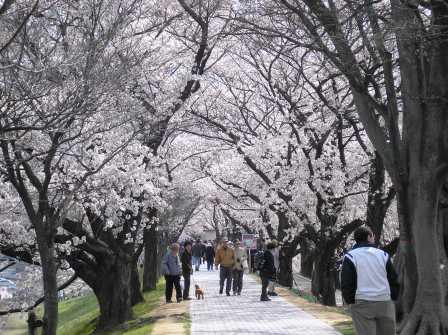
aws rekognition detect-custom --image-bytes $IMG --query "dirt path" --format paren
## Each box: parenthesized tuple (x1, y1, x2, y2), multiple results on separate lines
(150, 297, 190, 335)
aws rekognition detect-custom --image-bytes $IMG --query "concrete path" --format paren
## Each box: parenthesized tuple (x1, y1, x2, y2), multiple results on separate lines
(189, 265, 341, 335)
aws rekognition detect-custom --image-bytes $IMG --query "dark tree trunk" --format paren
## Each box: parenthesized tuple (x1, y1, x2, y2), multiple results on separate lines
(393, 188, 418, 323)
(130, 262, 144, 305)
(300, 250, 314, 278)
(366, 152, 395, 245)
(276, 211, 298, 287)
(278, 248, 294, 287)
(37, 239, 58, 335)
(94, 257, 134, 330)
(298, 237, 315, 278)
(398, 160, 448, 334)
(311, 242, 337, 306)
(143, 224, 158, 292)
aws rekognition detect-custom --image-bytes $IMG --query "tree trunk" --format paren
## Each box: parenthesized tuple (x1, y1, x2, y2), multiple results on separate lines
(366, 152, 395, 245)
(278, 247, 294, 287)
(299, 246, 314, 278)
(311, 243, 337, 306)
(399, 168, 448, 334)
(38, 240, 58, 335)
(143, 224, 158, 292)
(130, 262, 144, 305)
(276, 211, 297, 287)
(392, 188, 418, 323)
(94, 257, 134, 330)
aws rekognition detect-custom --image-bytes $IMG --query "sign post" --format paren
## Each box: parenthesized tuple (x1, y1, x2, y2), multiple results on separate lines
(242, 234, 256, 272)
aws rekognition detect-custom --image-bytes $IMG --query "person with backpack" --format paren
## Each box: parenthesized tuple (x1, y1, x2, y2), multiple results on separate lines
(214, 238, 235, 296)
(259, 241, 277, 301)
(180, 240, 193, 300)
(341, 226, 399, 335)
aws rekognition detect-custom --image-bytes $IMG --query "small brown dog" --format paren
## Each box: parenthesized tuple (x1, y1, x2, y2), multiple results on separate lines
(195, 284, 204, 300)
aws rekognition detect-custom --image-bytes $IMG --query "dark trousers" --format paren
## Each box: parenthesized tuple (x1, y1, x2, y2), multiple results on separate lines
(261, 275, 269, 298)
(206, 258, 214, 271)
(219, 266, 232, 293)
(165, 275, 182, 302)
(183, 273, 190, 299)
(233, 269, 244, 293)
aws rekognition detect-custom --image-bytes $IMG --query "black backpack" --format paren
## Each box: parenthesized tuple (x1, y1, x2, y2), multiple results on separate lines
(254, 250, 265, 271)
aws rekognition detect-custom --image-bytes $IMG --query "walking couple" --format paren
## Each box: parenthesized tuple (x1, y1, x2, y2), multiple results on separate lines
(162, 241, 195, 303)
(214, 239, 248, 296)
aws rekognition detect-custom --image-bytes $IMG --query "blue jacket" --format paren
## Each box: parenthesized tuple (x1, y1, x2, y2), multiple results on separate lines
(162, 252, 181, 276)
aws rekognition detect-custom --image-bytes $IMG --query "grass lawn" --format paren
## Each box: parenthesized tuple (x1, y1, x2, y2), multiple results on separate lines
(4, 279, 165, 335)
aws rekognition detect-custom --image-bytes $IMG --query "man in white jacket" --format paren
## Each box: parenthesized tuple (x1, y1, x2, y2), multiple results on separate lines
(341, 226, 399, 335)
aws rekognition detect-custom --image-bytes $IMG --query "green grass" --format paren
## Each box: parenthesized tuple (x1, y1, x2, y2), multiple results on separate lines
(290, 287, 318, 303)
(4, 280, 165, 335)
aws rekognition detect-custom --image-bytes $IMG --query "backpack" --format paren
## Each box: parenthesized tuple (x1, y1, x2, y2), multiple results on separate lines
(254, 250, 265, 271)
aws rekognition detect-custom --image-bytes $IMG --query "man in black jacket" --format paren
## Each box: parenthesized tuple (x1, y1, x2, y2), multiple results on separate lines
(181, 241, 193, 300)
(192, 240, 203, 271)
(341, 226, 399, 335)
(260, 241, 277, 301)
(205, 241, 215, 271)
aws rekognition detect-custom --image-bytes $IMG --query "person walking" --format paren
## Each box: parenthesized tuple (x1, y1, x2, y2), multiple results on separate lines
(162, 243, 183, 303)
(260, 241, 277, 301)
(214, 239, 235, 296)
(181, 241, 193, 300)
(192, 240, 203, 271)
(267, 239, 279, 296)
(205, 241, 215, 271)
(341, 226, 399, 335)
(232, 239, 248, 295)
(201, 240, 207, 264)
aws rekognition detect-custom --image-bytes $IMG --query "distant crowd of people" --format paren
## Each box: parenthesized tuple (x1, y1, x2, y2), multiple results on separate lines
(161, 237, 281, 302)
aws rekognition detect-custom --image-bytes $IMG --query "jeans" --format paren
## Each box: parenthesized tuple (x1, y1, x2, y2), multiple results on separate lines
(183, 273, 191, 299)
(219, 266, 233, 294)
(206, 258, 214, 271)
(261, 275, 269, 298)
(192, 256, 201, 270)
(233, 269, 244, 294)
(165, 275, 182, 302)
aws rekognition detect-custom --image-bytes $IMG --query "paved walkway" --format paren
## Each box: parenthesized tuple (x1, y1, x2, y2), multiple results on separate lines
(189, 266, 341, 335)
